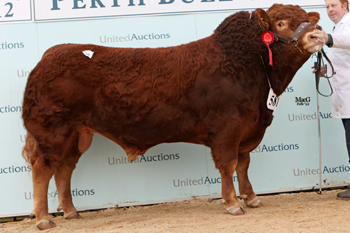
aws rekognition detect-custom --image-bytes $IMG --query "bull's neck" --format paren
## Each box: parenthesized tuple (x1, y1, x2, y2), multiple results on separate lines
(264, 53, 309, 96)
(213, 10, 311, 97)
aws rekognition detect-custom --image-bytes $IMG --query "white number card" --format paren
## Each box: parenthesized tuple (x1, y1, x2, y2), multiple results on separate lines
(267, 88, 281, 110)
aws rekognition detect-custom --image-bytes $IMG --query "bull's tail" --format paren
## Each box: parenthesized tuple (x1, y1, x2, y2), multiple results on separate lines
(22, 132, 36, 164)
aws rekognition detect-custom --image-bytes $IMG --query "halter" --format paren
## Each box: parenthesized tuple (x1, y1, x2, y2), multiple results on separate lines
(273, 22, 314, 54)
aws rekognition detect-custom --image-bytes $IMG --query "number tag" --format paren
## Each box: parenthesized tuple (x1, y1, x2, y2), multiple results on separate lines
(267, 88, 281, 110)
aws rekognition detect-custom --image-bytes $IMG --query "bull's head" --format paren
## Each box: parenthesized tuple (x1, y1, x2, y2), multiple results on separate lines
(255, 4, 325, 54)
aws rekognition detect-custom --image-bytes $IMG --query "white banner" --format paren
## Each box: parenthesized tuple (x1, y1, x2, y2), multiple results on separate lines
(0, 0, 326, 23)
(0, 0, 32, 22)
(33, 0, 326, 21)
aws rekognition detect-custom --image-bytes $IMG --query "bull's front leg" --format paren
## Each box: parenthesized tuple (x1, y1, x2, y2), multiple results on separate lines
(219, 159, 245, 215)
(211, 140, 245, 215)
(236, 152, 263, 208)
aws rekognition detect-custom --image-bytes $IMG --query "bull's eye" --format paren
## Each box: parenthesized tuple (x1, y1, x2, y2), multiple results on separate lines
(278, 22, 283, 27)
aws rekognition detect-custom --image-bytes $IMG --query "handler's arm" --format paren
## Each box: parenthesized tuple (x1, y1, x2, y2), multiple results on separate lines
(330, 23, 350, 49)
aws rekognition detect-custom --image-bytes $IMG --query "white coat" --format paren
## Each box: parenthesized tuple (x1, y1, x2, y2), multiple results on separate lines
(328, 12, 350, 118)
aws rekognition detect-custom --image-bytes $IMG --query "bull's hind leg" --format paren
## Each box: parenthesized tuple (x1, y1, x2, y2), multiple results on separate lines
(54, 129, 92, 220)
(236, 152, 263, 208)
(55, 155, 82, 220)
(31, 146, 60, 230)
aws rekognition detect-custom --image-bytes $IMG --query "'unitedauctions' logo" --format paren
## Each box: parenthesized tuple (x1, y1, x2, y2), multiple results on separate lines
(0, 165, 31, 174)
(0, 42, 24, 50)
(0, 105, 22, 113)
(293, 165, 350, 176)
(100, 33, 170, 44)
(288, 112, 332, 121)
(25, 188, 95, 200)
(108, 153, 179, 165)
(251, 143, 299, 153)
(173, 175, 238, 187)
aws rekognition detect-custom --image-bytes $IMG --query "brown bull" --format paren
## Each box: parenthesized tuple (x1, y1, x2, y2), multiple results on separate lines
(22, 4, 324, 230)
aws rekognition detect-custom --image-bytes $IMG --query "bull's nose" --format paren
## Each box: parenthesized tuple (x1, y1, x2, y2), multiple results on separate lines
(308, 34, 317, 41)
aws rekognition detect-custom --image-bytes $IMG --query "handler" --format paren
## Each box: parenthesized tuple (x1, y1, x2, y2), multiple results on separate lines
(313, 0, 350, 199)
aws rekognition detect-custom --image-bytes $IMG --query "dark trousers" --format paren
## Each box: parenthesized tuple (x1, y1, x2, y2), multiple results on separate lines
(341, 119, 350, 163)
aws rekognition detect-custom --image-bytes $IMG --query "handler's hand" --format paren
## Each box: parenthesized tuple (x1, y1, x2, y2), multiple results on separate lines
(311, 65, 326, 75)
(311, 28, 328, 43)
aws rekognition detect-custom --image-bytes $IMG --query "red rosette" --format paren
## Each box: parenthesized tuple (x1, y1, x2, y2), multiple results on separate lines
(261, 31, 274, 45)
(261, 31, 275, 67)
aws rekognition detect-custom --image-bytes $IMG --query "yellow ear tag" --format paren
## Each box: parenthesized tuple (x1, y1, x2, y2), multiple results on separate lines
(259, 18, 269, 30)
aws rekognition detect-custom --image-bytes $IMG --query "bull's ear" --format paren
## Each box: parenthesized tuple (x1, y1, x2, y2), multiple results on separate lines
(308, 12, 320, 25)
(255, 8, 270, 31)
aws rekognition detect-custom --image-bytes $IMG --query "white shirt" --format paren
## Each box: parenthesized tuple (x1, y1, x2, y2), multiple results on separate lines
(328, 12, 350, 118)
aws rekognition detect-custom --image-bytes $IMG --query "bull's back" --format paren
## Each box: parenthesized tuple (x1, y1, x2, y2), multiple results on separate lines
(22, 41, 213, 143)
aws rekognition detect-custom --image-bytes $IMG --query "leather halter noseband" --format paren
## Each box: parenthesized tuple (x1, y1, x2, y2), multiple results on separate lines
(273, 22, 314, 54)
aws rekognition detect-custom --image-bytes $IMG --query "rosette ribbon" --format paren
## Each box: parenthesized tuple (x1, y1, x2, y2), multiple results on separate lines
(261, 31, 275, 67)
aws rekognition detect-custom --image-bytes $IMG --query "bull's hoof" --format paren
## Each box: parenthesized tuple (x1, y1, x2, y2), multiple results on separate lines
(227, 206, 245, 215)
(36, 220, 57, 230)
(64, 212, 83, 220)
(246, 198, 263, 208)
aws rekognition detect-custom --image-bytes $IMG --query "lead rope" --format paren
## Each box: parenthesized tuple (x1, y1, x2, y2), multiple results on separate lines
(261, 49, 334, 97)
(260, 55, 272, 89)
(314, 49, 335, 97)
